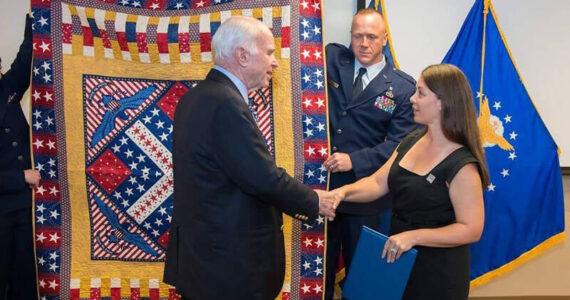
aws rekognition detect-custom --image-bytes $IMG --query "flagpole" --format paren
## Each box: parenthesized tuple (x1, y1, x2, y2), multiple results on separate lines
(479, 0, 490, 100)
(379, 0, 400, 69)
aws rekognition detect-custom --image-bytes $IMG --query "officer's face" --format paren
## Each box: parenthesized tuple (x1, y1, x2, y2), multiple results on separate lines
(350, 13, 387, 67)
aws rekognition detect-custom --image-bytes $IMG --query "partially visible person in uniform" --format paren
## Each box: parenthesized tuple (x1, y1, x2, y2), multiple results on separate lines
(332, 64, 488, 300)
(323, 8, 417, 299)
(163, 16, 338, 300)
(0, 14, 41, 300)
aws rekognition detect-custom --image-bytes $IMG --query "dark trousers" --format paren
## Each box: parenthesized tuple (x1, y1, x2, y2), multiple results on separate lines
(324, 210, 391, 300)
(0, 207, 38, 300)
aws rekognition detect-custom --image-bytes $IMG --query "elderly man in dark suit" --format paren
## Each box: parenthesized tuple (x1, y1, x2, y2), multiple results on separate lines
(322, 8, 417, 299)
(0, 14, 40, 300)
(163, 16, 337, 300)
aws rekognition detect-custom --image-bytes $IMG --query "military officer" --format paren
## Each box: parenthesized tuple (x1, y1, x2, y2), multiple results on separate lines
(0, 14, 41, 300)
(323, 8, 417, 299)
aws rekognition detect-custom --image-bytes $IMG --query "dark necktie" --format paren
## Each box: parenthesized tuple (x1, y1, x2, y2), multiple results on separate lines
(351, 67, 367, 101)
(247, 96, 271, 151)
(247, 97, 258, 121)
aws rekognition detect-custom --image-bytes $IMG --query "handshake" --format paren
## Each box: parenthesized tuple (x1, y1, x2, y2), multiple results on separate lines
(315, 189, 344, 221)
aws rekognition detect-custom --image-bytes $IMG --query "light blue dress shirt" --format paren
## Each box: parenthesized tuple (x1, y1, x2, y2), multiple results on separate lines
(354, 55, 386, 89)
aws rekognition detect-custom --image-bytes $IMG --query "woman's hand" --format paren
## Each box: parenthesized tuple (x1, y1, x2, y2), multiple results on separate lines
(382, 230, 418, 263)
(330, 188, 346, 207)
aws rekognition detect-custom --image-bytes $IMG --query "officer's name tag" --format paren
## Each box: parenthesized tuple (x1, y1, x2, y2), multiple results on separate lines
(374, 96, 396, 114)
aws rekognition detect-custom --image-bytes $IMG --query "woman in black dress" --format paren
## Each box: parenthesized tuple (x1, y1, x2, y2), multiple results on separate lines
(332, 64, 489, 299)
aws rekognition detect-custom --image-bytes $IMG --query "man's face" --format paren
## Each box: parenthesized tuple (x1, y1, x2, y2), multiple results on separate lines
(243, 29, 278, 91)
(350, 13, 387, 67)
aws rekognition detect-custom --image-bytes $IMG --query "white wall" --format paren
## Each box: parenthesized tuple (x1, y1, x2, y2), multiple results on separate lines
(324, 0, 570, 167)
(1, 0, 31, 121)
(0, 1, 29, 65)
(2, 0, 568, 165)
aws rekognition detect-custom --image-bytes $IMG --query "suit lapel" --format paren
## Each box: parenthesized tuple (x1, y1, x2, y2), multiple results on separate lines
(347, 62, 394, 109)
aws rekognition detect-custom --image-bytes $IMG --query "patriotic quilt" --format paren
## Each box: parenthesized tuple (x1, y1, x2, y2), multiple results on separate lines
(30, 0, 329, 299)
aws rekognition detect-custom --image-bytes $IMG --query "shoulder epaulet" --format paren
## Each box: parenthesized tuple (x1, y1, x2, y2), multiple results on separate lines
(392, 68, 416, 85)
(325, 43, 353, 65)
(325, 43, 348, 55)
(326, 43, 344, 50)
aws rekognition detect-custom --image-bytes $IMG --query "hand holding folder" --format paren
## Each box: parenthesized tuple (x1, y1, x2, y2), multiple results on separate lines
(342, 226, 417, 300)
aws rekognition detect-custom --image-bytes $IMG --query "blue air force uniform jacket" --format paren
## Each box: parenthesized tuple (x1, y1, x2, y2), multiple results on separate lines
(326, 43, 417, 214)
(0, 16, 33, 214)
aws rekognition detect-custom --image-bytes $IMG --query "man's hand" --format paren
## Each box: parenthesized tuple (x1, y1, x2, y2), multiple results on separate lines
(323, 152, 352, 173)
(24, 169, 41, 189)
(315, 189, 340, 221)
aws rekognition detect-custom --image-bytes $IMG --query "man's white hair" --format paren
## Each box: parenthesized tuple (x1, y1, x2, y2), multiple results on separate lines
(212, 16, 266, 62)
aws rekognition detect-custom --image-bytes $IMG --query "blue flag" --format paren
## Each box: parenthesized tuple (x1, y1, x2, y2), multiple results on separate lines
(369, 0, 399, 68)
(442, 0, 565, 286)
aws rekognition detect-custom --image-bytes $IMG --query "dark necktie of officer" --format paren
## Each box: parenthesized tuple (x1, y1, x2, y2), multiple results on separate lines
(351, 67, 367, 101)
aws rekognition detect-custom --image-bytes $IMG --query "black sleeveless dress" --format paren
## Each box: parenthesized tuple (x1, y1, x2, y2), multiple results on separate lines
(388, 129, 480, 300)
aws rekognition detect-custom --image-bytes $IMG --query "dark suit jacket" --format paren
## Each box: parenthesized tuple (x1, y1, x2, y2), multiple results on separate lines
(0, 16, 33, 214)
(163, 69, 319, 299)
(326, 43, 417, 214)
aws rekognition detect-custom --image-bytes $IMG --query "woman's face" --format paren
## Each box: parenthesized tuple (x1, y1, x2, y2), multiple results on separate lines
(409, 76, 442, 125)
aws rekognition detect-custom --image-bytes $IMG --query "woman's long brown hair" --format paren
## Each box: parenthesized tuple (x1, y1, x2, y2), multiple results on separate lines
(422, 64, 490, 188)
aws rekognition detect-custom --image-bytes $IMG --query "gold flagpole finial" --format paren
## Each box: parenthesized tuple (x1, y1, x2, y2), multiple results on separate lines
(483, 0, 491, 14)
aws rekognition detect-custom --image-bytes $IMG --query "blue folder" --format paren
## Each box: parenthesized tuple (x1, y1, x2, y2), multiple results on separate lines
(342, 226, 417, 300)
